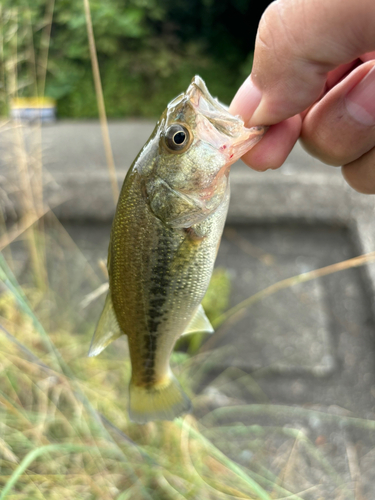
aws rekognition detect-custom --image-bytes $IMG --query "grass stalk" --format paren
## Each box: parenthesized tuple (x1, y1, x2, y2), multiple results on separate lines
(0, 443, 121, 499)
(83, 0, 119, 203)
(210, 250, 375, 336)
(203, 404, 375, 431)
(38, 0, 55, 98)
(5, 9, 48, 290)
(181, 417, 272, 500)
(0, 205, 51, 252)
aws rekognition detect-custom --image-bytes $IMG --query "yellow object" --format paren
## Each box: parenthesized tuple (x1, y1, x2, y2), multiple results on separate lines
(11, 97, 56, 109)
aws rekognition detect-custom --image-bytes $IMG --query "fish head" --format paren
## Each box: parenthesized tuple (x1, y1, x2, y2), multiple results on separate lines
(138, 75, 267, 228)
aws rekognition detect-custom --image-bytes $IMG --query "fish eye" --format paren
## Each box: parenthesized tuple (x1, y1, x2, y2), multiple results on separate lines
(164, 124, 191, 152)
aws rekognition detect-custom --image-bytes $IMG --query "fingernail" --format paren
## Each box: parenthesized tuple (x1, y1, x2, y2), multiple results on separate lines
(229, 76, 262, 124)
(345, 66, 375, 126)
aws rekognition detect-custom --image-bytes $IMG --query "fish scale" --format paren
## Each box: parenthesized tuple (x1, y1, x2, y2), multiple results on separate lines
(89, 76, 266, 423)
(112, 169, 228, 389)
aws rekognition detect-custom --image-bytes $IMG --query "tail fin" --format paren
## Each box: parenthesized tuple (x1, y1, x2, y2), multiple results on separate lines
(129, 375, 191, 424)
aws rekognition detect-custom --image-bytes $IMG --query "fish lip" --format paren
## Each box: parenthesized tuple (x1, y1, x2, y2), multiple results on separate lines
(187, 76, 226, 114)
(186, 75, 249, 135)
(166, 76, 242, 134)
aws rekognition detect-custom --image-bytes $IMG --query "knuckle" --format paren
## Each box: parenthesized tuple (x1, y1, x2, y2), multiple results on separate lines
(301, 112, 373, 166)
(256, 5, 278, 56)
(300, 132, 347, 166)
(257, 0, 302, 56)
(342, 149, 375, 194)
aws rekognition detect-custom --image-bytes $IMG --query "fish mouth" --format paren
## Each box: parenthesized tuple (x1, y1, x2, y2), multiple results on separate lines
(186, 76, 242, 135)
(185, 75, 267, 163)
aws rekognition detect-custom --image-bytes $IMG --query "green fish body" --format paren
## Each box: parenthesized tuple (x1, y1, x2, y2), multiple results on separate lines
(89, 76, 266, 423)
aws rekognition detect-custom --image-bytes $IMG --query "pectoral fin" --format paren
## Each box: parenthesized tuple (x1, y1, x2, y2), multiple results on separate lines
(88, 292, 124, 357)
(181, 304, 214, 336)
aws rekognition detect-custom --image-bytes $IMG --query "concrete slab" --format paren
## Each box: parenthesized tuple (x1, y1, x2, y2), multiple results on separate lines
(213, 225, 339, 377)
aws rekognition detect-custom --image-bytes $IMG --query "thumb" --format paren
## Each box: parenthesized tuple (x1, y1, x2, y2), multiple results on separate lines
(230, 0, 375, 126)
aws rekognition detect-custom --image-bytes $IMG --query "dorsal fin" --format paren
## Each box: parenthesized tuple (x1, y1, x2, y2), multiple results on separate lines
(88, 292, 124, 357)
(181, 304, 214, 336)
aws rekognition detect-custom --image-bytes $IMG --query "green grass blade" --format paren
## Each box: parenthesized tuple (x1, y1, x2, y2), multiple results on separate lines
(202, 404, 375, 431)
(180, 419, 272, 500)
(0, 443, 120, 499)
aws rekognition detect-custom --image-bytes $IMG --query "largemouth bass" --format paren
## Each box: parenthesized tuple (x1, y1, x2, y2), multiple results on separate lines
(89, 76, 266, 423)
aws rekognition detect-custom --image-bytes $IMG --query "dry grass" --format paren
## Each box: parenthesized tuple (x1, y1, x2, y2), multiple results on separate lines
(0, 240, 274, 499)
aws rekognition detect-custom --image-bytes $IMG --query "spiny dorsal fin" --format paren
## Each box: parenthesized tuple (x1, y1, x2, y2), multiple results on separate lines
(88, 292, 124, 357)
(181, 304, 214, 336)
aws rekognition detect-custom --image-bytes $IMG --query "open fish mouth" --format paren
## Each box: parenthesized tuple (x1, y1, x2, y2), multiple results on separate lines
(187, 76, 246, 136)
(184, 75, 267, 162)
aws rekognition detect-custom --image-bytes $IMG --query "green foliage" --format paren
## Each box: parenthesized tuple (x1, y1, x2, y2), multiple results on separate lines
(177, 267, 231, 354)
(0, 0, 257, 117)
(202, 267, 231, 323)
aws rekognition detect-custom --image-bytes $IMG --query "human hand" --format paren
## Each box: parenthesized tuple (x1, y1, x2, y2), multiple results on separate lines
(229, 0, 375, 193)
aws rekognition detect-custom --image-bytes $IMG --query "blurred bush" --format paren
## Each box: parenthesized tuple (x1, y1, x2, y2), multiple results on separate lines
(0, 0, 270, 118)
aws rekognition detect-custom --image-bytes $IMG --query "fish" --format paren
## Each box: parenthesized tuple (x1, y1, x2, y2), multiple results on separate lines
(88, 76, 266, 424)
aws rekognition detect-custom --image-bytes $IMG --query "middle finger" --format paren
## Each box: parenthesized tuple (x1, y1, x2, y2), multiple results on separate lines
(301, 60, 375, 166)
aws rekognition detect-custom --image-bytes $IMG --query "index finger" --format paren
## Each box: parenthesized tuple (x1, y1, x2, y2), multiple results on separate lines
(230, 0, 375, 126)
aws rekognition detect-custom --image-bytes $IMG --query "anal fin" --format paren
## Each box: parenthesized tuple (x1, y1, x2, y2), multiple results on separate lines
(181, 304, 214, 336)
(88, 292, 124, 357)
